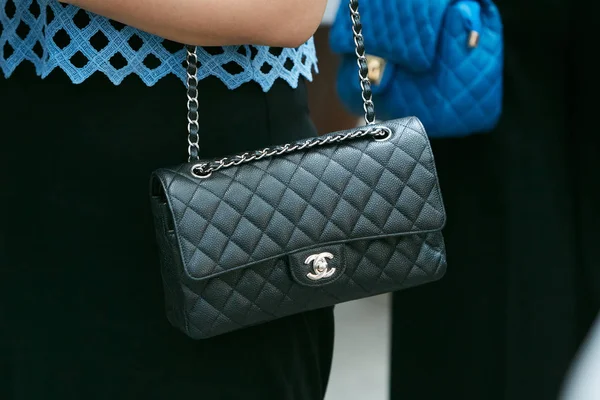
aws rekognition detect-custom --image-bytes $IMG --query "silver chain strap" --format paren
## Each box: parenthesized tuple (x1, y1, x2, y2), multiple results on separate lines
(191, 127, 390, 178)
(349, 0, 376, 125)
(185, 46, 200, 161)
(185, 0, 388, 177)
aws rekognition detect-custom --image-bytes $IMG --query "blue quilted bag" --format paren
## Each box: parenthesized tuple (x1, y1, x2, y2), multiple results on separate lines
(329, 0, 504, 138)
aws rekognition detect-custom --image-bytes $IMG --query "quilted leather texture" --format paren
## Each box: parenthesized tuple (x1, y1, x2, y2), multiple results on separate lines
(150, 117, 447, 339)
(330, 0, 504, 138)
(330, 0, 450, 72)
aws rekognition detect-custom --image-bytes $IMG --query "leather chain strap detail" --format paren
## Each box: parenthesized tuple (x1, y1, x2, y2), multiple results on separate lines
(185, 0, 384, 173)
(185, 46, 200, 162)
(349, 0, 376, 125)
(190, 126, 391, 178)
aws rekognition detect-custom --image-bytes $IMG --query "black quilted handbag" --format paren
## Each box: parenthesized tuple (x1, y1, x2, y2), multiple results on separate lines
(150, 0, 448, 340)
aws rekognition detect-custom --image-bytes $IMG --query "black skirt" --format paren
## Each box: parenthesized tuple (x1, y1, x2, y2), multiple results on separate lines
(0, 64, 334, 400)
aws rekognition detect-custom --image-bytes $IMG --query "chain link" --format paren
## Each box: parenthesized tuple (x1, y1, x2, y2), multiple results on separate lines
(349, 0, 376, 125)
(186, 45, 200, 161)
(185, 0, 384, 175)
(191, 126, 391, 178)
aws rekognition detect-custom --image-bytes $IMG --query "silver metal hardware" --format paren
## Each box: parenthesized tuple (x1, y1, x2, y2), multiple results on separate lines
(374, 128, 392, 142)
(349, 0, 376, 125)
(305, 252, 336, 281)
(189, 126, 392, 177)
(186, 46, 200, 162)
(190, 164, 213, 179)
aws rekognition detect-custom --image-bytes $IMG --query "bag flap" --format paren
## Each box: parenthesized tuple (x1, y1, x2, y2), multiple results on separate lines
(152, 117, 446, 282)
(329, 0, 494, 73)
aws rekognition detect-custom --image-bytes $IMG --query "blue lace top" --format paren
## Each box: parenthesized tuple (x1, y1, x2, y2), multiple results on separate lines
(0, 0, 319, 90)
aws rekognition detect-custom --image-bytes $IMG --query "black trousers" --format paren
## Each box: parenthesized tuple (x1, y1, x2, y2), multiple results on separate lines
(0, 64, 334, 400)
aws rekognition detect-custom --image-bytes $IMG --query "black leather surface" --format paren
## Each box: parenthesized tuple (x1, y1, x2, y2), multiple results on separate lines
(150, 116, 447, 339)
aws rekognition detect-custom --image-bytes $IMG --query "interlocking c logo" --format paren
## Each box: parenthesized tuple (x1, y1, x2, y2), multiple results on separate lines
(305, 252, 336, 281)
